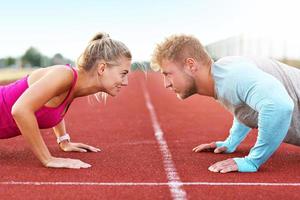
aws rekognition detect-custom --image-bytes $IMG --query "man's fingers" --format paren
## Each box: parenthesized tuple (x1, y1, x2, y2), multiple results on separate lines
(193, 142, 216, 152)
(208, 159, 237, 173)
(220, 165, 237, 173)
(214, 146, 227, 154)
(192, 144, 208, 152)
(208, 161, 228, 172)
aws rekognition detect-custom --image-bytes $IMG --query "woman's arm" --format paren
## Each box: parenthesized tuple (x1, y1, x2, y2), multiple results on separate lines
(12, 108, 52, 165)
(53, 119, 101, 153)
(12, 67, 91, 168)
(53, 119, 67, 139)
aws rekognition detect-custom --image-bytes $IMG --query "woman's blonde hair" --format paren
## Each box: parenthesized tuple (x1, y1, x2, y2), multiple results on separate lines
(151, 34, 212, 71)
(77, 32, 132, 71)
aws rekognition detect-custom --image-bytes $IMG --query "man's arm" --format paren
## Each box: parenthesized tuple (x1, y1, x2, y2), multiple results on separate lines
(233, 69, 294, 172)
(216, 117, 251, 153)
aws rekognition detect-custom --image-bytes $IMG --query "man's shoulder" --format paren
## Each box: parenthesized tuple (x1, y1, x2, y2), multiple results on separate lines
(215, 56, 252, 65)
(215, 56, 276, 67)
(215, 56, 246, 65)
(213, 56, 257, 73)
(212, 56, 271, 88)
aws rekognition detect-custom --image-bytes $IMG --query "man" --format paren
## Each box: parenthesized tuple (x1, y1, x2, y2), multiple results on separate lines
(151, 34, 300, 173)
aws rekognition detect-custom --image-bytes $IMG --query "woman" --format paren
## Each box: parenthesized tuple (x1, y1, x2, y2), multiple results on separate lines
(0, 32, 132, 169)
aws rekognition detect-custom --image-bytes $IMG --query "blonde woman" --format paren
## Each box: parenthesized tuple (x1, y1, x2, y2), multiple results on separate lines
(0, 33, 132, 169)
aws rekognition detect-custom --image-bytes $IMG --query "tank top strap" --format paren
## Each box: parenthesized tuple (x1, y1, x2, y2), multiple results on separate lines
(62, 64, 78, 105)
(67, 64, 78, 88)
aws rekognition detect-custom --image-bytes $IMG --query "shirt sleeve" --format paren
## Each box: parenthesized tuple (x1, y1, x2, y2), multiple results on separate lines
(231, 67, 294, 172)
(216, 117, 251, 153)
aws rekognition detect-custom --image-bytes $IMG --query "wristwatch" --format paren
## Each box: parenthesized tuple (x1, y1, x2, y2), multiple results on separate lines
(57, 133, 71, 144)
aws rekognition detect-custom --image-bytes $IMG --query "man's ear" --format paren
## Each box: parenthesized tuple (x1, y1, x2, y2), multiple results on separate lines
(97, 62, 106, 75)
(185, 58, 198, 73)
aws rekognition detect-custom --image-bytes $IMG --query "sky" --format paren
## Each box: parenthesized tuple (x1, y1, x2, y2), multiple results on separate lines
(0, 0, 300, 61)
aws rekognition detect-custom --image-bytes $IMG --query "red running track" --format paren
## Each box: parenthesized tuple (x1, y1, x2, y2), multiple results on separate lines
(0, 72, 300, 199)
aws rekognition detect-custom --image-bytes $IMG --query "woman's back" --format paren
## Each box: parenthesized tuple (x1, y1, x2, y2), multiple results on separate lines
(0, 65, 77, 138)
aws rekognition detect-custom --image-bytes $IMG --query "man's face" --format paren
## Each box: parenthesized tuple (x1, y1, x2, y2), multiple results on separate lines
(160, 59, 197, 100)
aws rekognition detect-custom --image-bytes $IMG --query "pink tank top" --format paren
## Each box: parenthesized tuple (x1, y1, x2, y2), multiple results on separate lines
(0, 64, 78, 139)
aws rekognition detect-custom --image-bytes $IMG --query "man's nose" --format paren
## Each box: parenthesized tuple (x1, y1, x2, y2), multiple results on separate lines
(164, 77, 171, 89)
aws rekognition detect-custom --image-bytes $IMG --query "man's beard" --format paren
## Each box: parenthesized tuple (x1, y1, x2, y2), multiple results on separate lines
(177, 73, 197, 100)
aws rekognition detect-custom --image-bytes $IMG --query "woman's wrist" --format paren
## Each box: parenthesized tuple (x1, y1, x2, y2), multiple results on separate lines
(42, 155, 54, 167)
(56, 133, 71, 144)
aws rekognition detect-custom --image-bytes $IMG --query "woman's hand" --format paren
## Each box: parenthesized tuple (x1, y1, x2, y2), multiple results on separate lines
(45, 157, 91, 169)
(59, 141, 101, 153)
(192, 142, 227, 153)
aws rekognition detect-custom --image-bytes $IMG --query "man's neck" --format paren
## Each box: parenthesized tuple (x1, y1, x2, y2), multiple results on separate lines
(195, 63, 215, 97)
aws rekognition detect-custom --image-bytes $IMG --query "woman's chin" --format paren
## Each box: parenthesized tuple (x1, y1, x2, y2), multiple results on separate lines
(108, 92, 116, 97)
(108, 91, 118, 97)
(107, 88, 121, 97)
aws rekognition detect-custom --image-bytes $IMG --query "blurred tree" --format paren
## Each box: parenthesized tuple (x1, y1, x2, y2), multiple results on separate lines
(1, 48, 74, 69)
(0, 59, 5, 68)
(51, 53, 65, 65)
(131, 61, 151, 71)
(41, 56, 52, 67)
(4, 57, 16, 66)
(21, 47, 42, 67)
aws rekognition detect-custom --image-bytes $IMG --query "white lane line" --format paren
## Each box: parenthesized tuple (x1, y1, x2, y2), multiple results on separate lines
(1, 181, 300, 186)
(143, 87, 187, 200)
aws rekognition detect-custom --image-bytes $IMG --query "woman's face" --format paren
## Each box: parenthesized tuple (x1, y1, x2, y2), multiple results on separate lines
(100, 57, 131, 96)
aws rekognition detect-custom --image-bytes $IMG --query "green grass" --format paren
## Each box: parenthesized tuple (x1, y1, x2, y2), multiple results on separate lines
(0, 68, 35, 81)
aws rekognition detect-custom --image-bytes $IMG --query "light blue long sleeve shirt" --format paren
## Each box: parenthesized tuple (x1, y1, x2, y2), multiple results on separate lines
(212, 57, 294, 172)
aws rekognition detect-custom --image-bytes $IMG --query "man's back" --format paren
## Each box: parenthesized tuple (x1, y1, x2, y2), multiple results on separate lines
(213, 56, 300, 145)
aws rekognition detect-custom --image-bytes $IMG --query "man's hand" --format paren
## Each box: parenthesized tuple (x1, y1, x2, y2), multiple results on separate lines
(192, 142, 227, 153)
(208, 158, 238, 173)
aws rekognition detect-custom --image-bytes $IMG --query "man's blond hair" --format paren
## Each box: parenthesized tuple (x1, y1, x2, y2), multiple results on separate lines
(151, 34, 212, 71)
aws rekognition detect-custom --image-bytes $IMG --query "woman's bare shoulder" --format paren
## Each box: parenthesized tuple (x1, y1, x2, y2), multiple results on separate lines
(28, 65, 74, 86)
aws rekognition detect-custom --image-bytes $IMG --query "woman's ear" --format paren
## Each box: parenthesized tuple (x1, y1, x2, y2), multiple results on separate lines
(97, 62, 106, 76)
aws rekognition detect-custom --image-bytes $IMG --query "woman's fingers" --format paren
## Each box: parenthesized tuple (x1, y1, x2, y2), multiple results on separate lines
(71, 146, 88, 153)
(60, 142, 101, 153)
(71, 159, 91, 169)
(75, 143, 101, 152)
(45, 157, 91, 169)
